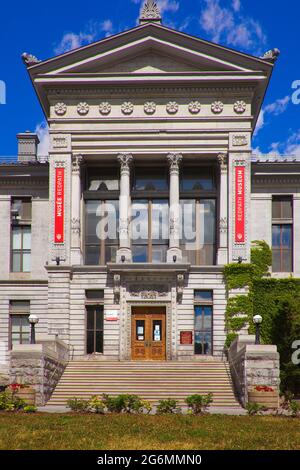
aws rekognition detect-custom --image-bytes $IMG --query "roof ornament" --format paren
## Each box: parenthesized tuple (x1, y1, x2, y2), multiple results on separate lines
(260, 48, 280, 63)
(21, 52, 41, 67)
(139, 0, 162, 24)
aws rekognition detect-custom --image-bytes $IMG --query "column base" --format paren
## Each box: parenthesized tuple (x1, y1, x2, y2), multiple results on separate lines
(167, 247, 182, 263)
(217, 247, 228, 265)
(116, 248, 132, 263)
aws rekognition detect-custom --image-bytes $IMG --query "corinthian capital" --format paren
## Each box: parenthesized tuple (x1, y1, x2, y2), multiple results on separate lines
(117, 153, 133, 173)
(167, 153, 183, 173)
(217, 153, 228, 173)
(72, 154, 84, 173)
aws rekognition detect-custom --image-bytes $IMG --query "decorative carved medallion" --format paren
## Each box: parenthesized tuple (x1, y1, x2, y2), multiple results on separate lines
(72, 154, 84, 173)
(232, 135, 248, 147)
(144, 101, 156, 115)
(166, 101, 179, 114)
(99, 102, 111, 115)
(52, 137, 67, 149)
(77, 102, 89, 115)
(234, 100, 247, 114)
(188, 101, 201, 114)
(211, 101, 224, 114)
(121, 102, 134, 115)
(54, 102, 67, 116)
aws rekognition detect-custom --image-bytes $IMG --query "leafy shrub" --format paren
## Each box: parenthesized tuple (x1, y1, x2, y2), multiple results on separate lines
(0, 391, 26, 411)
(88, 395, 105, 414)
(246, 402, 265, 416)
(66, 397, 89, 413)
(23, 405, 37, 413)
(102, 394, 150, 414)
(156, 399, 181, 415)
(289, 400, 300, 418)
(185, 393, 213, 415)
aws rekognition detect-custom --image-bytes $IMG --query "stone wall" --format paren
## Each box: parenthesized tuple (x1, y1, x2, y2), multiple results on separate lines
(228, 335, 280, 406)
(9, 336, 69, 405)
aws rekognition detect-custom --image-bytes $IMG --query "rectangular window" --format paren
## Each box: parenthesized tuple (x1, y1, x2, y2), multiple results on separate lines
(131, 199, 169, 263)
(180, 199, 216, 265)
(86, 305, 104, 354)
(272, 196, 293, 272)
(133, 167, 168, 191)
(181, 166, 215, 191)
(9, 301, 30, 348)
(86, 168, 119, 191)
(194, 291, 213, 355)
(11, 198, 32, 273)
(85, 200, 119, 265)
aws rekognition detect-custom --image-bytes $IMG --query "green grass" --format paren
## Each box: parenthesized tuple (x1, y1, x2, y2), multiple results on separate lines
(0, 413, 299, 450)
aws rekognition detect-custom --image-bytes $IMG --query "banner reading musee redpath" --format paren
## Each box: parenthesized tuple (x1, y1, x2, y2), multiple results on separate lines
(235, 165, 245, 243)
(54, 167, 65, 243)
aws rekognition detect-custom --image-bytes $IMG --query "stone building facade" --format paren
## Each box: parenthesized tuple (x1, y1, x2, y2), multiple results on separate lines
(0, 3, 299, 381)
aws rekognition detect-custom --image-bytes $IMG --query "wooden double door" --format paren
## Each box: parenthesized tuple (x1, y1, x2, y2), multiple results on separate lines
(131, 308, 166, 361)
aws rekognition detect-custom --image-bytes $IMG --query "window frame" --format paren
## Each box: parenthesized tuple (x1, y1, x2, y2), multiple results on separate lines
(9, 301, 30, 350)
(194, 290, 213, 356)
(272, 196, 293, 273)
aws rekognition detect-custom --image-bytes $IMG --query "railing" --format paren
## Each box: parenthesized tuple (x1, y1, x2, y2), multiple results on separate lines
(0, 155, 49, 164)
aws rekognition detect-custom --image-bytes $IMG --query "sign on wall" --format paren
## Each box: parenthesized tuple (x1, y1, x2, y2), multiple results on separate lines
(235, 164, 245, 243)
(105, 310, 119, 321)
(180, 331, 193, 345)
(54, 167, 65, 243)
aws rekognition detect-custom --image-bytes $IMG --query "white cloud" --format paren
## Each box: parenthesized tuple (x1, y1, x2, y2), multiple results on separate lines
(35, 121, 49, 156)
(254, 96, 290, 135)
(199, 0, 267, 55)
(265, 96, 290, 116)
(54, 19, 114, 54)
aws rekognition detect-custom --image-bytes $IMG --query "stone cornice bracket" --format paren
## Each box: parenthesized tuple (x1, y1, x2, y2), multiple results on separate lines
(177, 274, 184, 303)
(21, 52, 41, 67)
(167, 153, 183, 174)
(260, 48, 280, 63)
(72, 154, 84, 174)
(117, 153, 133, 174)
(139, 0, 162, 24)
(217, 153, 228, 173)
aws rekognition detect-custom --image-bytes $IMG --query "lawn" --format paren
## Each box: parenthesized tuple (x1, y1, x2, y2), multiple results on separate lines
(0, 414, 300, 450)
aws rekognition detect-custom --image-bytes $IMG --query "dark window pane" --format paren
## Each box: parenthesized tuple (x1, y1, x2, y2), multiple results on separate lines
(272, 197, 293, 219)
(151, 200, 169, 243)
(95, 331, 103, 353)
(272, 249, 281, 272)
(195, 291, 213, 301)
(105, 245, 117, 263)
(87, 168, 119, 191)
(282, 250, 293, 272)
(86, 331, 94, 354)
(87, 308, 94, 329)
(282, 225, 292, 247)
(132, 246, 148, 263)
(134, 168, 168, 191)
(131, 201, 148, 243)
(152, 246, 167, 263)
(12, 253, 21, 272)
(272, 225, 281, 247)
(96, 307, 104, 329)
(203, 307, 213, 330)
(195, 332, 203, 355)
(194, 306, 203, 330)
(181, 167, 215, 191)
(85, 246, 100, 265)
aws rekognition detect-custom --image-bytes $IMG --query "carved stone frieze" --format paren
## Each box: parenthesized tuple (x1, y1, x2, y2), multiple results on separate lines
(166, 101, 179, 114)
(211, 101, 224, 114)
(54, 102, 67, 116)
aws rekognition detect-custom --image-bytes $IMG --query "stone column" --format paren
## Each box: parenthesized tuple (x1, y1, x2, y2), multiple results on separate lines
(71, 154, 83, 265)
(167, 153, 183, 263)
(116, 153, 133, 263)
(217, 153, 228, 265)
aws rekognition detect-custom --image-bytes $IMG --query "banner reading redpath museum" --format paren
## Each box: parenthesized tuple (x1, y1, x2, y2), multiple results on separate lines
(235, 165, 245, 243)
(54, 167, 65, 243)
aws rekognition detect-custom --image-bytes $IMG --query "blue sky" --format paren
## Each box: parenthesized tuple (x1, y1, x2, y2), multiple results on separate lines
(0, 0, 299, 156)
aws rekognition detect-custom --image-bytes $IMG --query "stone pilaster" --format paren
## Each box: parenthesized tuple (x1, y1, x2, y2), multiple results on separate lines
(217, 153, 228, 265)
(167, 153, 183, 263)
(71, 154, 84, 265)
(116, 153, 133, 263)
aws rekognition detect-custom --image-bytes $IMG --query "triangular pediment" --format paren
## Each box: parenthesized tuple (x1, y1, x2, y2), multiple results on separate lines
(28, 23, 273, 77)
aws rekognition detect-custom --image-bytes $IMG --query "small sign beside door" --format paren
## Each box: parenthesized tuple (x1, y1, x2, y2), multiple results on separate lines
(105, 310, 119, 321)
(180, 331, 193, 345)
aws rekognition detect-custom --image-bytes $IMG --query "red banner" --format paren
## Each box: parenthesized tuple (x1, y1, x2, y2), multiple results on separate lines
(235, 165, 245, 243)
(54, 167, 65, 243)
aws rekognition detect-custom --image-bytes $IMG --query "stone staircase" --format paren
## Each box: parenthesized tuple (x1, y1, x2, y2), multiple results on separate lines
(47, 360, 241, 409)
